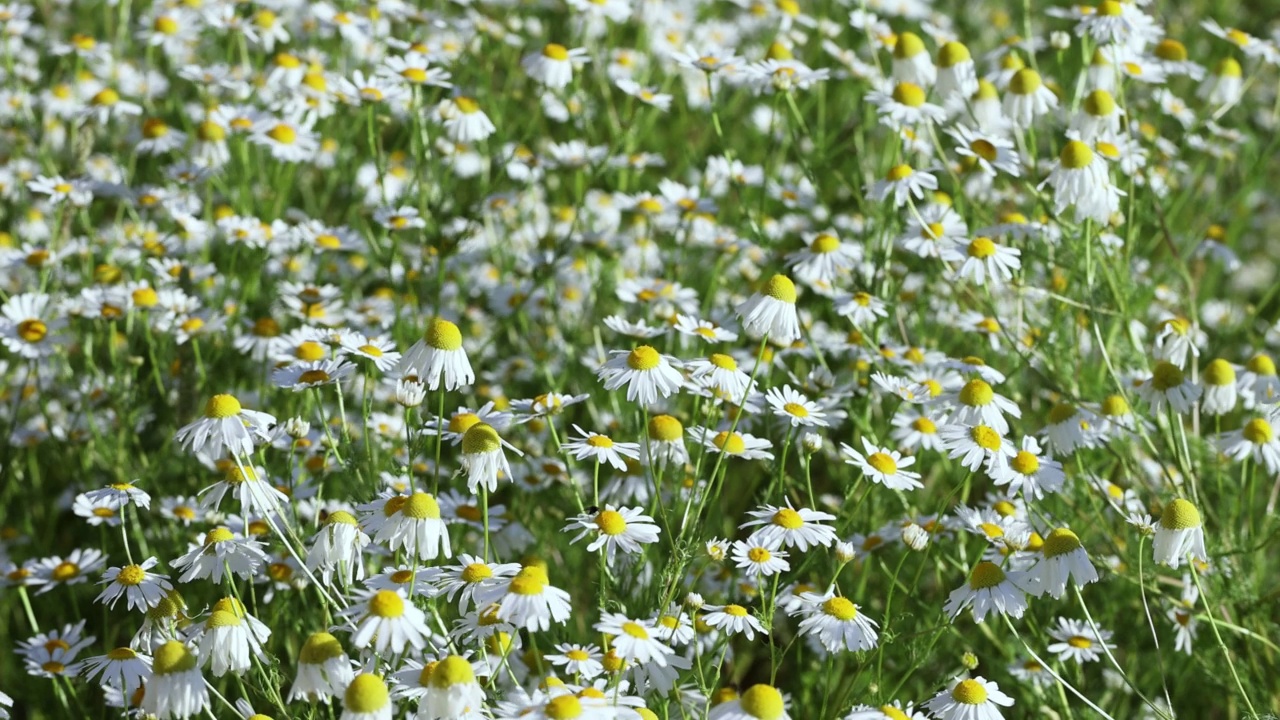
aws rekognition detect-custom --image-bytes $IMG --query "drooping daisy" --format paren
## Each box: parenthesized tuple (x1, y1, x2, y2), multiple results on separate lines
(795, 591, 879, 653)
(841, 438, 923, 491)
(1153, 499, 1206, 569)
(1046, 617, 1114, 664)
(736, 274, 802, 344)
(944, 561, 1031, 622)
(460, 423, 523, 494)
(597, 345, 684, 406)
(96, 557, 173, 611)
(924, 677, 1014, 720)
(342, 673, 394, 720)
(174, 394, 277, 459)
(709, 684, 791, 720)
(341, 589, 432, 656)
(565, 505, 661, 560)
(288, 631, 354, 703)
(475, 565, 573, 632)
(399, 318, 475, 391)
(143, 641, 209, 720)
(1029, 527, 1099, 598)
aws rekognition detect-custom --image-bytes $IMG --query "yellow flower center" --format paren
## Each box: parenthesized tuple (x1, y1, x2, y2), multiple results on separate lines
(822, 597, 857, 620)
(595, 509, 627, 535)
(1160, 498, 1201, 529)
(951, 679, 988, 704)
(739, 684, 785, 720)
(627, 345, 661, 370)
(204, 394, 242, 418)
(345, 674, 389, 714)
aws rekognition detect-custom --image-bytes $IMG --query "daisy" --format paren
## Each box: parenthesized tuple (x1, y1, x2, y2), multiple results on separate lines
(373, 491, 451, 561)
(924, 677, 1014, 720)
(30, 548, 106, 594)
(786, 230, 861, 286)
(945, 236, 1021, 287)
(563, 425, 642, 471)
(709, 684, 791, 720)
(795, 591, 879, 652)
(460, 423, 523, 493)
(841, 438, 923, 491)
(1200, 358, 1239, 415)
(399, 318, 475, 391)
(476, 565, 573, 631)
(174, 393, 277, 459)
(545, 643, 605, 679)
(289, 631, 354, 703)
(989, 436, 1065, 501)
(565, 505, 661, 559)
(143, 641, 209, 720)
(702, 604, 767, 641)
(944, 561, 1031, 622)
(72, 647, 152, 694)
(1029, 527, 1099, 598)
(523, 43, 589, 89)
(306, 511, 372, 587)
(597, 345, 684, 406)
(730, 534, 790, 578)
(0, 292, 63, 358)
(1218, 414, 1280, 475)
(96, 557, 173, 611)
(692, 427, 775, 461)
(1153, 499, 1206, 569)
(1135, 361, 1201, 414)
(595, 613, 675, 665)
(736, 274, 802, 344)
(422, 655, 486, 719)
(342, 673, 394, 720)
(872, 163, 937, 208)
(170, 527, 268, 583)
(1002, 69, 1057, 128)
(341, 589, 432, 656)
(432, 555, 522, 612)
(765, 385, 828, 427)
(739, 502, 837, 551)
(1046, 617, 1114, 664)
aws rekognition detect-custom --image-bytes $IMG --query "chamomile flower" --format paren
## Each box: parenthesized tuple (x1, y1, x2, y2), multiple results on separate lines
(400, 318, 475, 391)
(1135, 361, 1202, 414)
(565, 505, 661, 559)
(841, 437, 923, 491)
(460, 423, 523, 493)
(96, 557, 173, 611)
(563, 425, 642, 471)
(944, 561, 1031, 622)
(924, 677, 1014, 720)
(739, 502, 837, 551)
(597, 345, 684, 406)
(1153, 499, 1207, 569)
(795, 591, 879, 652)
(702, 604, 767, 640)
(143, 641, 208, 720)
(174, 394, 277, 459)
(342, 589, 432, 655)
(709, 684, 791, 720)
(1047, 617, 1114, 663)
(736, 274, 802, 344)
(730, 535, 790, 578)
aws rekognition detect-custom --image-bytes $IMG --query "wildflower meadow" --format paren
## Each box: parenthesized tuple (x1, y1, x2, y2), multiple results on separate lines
(3, 0, 1280, 717)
